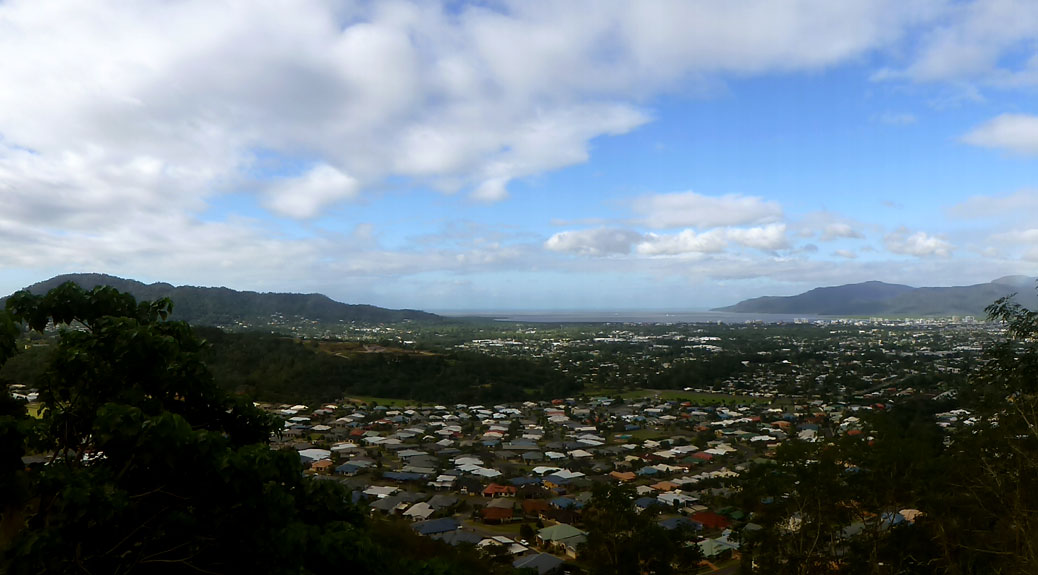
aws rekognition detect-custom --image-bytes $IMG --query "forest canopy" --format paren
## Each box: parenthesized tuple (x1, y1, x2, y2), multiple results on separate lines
(0, 283, 510, 574)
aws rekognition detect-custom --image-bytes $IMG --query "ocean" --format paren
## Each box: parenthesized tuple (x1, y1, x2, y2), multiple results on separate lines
(436, 310, 825, 324)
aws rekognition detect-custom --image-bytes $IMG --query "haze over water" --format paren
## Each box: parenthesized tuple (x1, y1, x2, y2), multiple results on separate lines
(440, 310, 825, 324)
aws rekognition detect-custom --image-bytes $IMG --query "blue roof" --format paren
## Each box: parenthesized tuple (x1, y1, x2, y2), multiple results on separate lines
(350, 490, 369, 504)
(659, 517, 701, 531)
(383, 471, 426, 481)
(513, 553, 564, 574)
(413, 517, 460, 536)
(432, 529, 483, 546)
(634, 497, 663, 509)
(550, 497, 583, 509)
(510, 476, 542, 486)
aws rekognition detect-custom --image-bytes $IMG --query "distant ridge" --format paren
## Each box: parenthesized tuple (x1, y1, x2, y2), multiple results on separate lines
(5, 273, 440, 325)
(715, 276, 1038, 317)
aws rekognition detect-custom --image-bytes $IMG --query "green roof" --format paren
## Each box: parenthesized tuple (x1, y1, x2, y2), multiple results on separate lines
(538, 523, 586, 542)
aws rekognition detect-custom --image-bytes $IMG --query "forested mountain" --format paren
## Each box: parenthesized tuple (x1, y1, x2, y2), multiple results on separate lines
(716, 276, 1038, 316)
(6, 273, 440, 325)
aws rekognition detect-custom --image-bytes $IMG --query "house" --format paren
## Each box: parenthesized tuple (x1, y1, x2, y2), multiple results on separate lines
(609, 471, 636, 482)
(481, 504, 515, 524)
(634, 497, 664, 511)
(309, 459, 334, 473)
(335, 463, 362, 476)
(692, 510, 732, 530)
(659, 516, 702, 531)
(478, 536, 528, 555)
(413, 517, 461, 536)
(403, 501, 435, 521)
(537, 522, 587, 556)
(426, 494, 459, 510)
(432, 529, 484, 546)
(483, 483, 517, 497)
(513, 553, 564, 575)
(658, 491, 697, 508)
(549, 497, 582, 510)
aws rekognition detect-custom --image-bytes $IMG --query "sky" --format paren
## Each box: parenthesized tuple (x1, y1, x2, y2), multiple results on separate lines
(1, 0, 1037, 311)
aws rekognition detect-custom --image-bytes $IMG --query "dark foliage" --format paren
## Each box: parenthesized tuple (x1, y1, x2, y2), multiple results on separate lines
(0, 283, 509, 574)
(196, 327, 581, 404)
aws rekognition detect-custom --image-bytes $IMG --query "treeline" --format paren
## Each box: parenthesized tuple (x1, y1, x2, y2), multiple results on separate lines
(196, 327, 580, 404)
(0, 326, 581, 406)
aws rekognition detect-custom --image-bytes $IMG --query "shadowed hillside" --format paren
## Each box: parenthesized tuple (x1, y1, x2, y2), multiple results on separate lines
(6, 273, 440, 325)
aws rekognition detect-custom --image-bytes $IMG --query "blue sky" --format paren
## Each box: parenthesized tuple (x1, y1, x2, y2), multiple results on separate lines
(1, 0, 1037, 310)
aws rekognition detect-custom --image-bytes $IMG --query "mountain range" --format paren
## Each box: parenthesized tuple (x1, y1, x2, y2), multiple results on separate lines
(4, 273, 440, 325)
(715, 276, 1038, 317)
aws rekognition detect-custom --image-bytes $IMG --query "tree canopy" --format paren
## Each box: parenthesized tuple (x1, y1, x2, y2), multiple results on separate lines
(0, 283, 508, 574)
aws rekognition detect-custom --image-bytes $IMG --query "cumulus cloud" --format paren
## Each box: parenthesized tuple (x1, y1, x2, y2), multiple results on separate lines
(2, 0, 1027, 306)
(633, 191, 783, 229)
(635, 229, 727, 256)
(0, 0, 937, 230)
(544, 228, 643, 256)
(791, 212, 866, 241)
(726, 224, 790, 251)
(960, 115, 1038, 155)
(878, 0, 1038, 86)
(992, 228, 1038, 244)
(551, 223, 789, 257)
(947, 189, 1038, 219)
(820, 223, 865, 241)
(833, 249, 858, 259)
(884, 228, 953, 257)
(263, 164, 359, 219)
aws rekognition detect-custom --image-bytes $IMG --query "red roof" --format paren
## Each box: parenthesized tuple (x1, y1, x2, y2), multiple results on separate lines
(692, 511, 731, 530)
(483, 483, 517, 496)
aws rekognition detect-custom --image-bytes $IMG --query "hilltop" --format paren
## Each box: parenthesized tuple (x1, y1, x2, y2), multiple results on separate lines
(5, 273, 441, 326)
(715, 276, 1038, 316)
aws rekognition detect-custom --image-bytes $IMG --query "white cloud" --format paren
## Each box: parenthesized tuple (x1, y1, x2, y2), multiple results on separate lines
(884, 228, 953, 257)
(833, 249, 858, 259)
(552, 223, 788, 257)
(992, 228, 1038, 244)
(961, 115, 1038, 155)
(0, 0, 946, 229)
(544, 228, 643, 256)
(947, 190, 1038, 219)
(636, 229, 727, 256)
(726, 224, 790, 251)
(263, 164, 359, 219)
(820, 223, 865, 241)
(882, 0, 1038, 86)
(633, 191, 783, 229)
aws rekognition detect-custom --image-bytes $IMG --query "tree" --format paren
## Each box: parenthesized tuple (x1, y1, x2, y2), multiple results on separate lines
(580, 483, 700, 575)
(918, 294, 1038, 573)
(0, 283, 508, 574)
